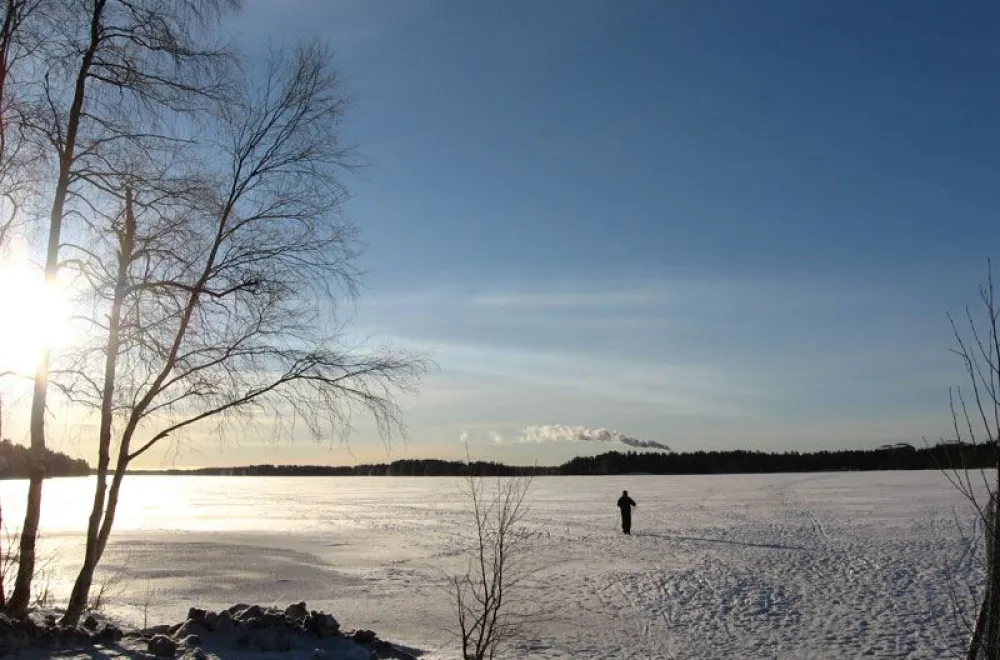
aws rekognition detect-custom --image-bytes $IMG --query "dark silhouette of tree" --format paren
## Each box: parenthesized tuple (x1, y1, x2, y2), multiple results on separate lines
(119, 442, 972, 478)
(938, 263, 1000, 659)
(0, 439, 89, 478)
(56, 43, 427, 626)
(1, 0, 237, 615)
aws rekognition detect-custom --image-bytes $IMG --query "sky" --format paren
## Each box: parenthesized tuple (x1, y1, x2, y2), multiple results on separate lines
(5, 0, 1000, 468)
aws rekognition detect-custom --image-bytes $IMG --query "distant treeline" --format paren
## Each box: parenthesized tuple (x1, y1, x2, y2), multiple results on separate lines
(0, 439, 92, 479)
(127, 459, 548, 477)
(557, 442, 996, 475)
(124, 442, 997, 477)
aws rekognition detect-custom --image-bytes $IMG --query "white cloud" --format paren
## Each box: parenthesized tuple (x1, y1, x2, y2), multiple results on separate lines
(518, 424, 670, 451)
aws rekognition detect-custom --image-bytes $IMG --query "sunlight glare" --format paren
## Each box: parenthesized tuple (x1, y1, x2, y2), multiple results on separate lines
(0, 252, 75, 376)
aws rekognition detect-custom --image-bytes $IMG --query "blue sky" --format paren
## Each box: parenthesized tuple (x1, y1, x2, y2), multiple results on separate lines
(198, 0, 1000, 467)
(22, 0, 995, 468)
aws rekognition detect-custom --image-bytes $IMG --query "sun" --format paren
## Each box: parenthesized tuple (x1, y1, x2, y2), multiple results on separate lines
(0, 253, 75, 376)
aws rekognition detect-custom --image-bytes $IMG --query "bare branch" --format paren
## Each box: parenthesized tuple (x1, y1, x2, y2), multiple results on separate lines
(943, 262, 1000, 658)
(53, 38, 428, 625)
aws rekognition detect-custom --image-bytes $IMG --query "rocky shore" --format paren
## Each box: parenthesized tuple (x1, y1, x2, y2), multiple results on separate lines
(0, 602, 419, 659)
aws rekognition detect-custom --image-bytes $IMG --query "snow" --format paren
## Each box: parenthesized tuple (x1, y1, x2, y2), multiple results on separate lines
(0, 470, 987, 658)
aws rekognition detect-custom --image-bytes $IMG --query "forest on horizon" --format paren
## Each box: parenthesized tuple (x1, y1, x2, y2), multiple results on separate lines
(0, 440, 992, 480)
(120, 441, 992, 478)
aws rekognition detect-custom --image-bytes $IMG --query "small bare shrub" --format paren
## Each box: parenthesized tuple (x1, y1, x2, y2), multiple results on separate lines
(137, 580, 159, 629)
(0, 522, 57, 611)
(451, 471, 536, 660)
(942, 261, 1000, 658)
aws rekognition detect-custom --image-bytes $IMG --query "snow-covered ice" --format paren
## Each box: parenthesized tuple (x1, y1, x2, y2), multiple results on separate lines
(0, 470, 987, 658)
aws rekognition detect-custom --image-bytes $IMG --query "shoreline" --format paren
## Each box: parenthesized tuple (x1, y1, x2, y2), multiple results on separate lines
(4, 602, 422, 660)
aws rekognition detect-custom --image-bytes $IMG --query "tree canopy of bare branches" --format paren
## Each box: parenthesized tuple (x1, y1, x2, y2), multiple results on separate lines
(1, 0, 242, 616)
(0, 0, 427, 620)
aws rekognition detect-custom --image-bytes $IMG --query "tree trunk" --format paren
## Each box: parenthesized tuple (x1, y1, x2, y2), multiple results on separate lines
(7, 0, 105, 615)
(0, 393, 5, 607)
(987, 485, 1000, 659)
(969, 490, 1000, 660)
(7, 471, 41, 615)
(7, 364, 48, 615)
(62, 188, 133, 626)
(0, 494, 5, 609)
(72, 392, 139, 621)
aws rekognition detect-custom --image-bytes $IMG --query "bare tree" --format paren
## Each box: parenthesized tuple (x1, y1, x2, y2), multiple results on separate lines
(941, 261, 1000, 659)
(55, 43, 427, 625)
(0, 392, 5, 609)
(0, 0, 46, 252)
(0, 0, 237, 614)
(451, 468, 536, 660)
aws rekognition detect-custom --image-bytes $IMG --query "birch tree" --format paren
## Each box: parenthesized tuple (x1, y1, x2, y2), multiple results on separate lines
(56, 44, 426, 624)
(0, 0, 237, 615)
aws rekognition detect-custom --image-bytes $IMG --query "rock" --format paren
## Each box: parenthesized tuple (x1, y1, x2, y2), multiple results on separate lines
(0, 602, 376, 660)
(174, 620, 208, 639)
(387, 645, 420, 660)
(235, 604, 264, 622)
(179, 633, 202, 648)
(31, 627, 55, 648)
(228, 603, 250, 614)
(284, 601, 308, 621)
(59, 624, 92, 646)
(213, 610, 233, 632)
(250, 627, 291, 652)
(0, 615, 30, 653)
(20, 617, 38, 638)
(148, 633, 178, 658)
(304, 611, 339, 638)
(251, 612, 285, 629)
(91, 623, 123, 644)
(353, 629, 378, 644)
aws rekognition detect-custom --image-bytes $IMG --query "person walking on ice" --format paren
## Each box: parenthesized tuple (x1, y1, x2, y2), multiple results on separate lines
(617, 489, 636, 534)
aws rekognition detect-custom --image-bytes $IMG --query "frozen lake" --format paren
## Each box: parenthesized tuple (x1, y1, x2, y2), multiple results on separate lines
(0, 471, 986, 658)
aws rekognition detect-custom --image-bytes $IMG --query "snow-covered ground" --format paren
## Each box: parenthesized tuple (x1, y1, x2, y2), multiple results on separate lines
(0, 471, 987, 658)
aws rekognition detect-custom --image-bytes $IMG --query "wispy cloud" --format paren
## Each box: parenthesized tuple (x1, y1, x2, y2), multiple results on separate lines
(365, 277, 873, 314)
(467, 288, 676, 309)
(383, 337, 756, 416)
(350, 275, 954, 456)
